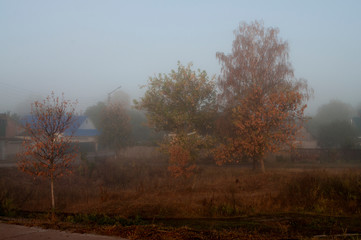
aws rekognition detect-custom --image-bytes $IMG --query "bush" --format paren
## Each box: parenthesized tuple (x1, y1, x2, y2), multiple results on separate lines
(0, 197, 17, 217)
(278, 171, 361, 214)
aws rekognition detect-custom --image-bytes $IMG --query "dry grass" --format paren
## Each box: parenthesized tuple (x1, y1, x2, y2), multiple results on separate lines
(1, 157, 361, 219)
(1, 157, 361, 239)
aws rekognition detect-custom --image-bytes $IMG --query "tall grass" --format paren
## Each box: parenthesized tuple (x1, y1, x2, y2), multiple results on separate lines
(278, 170, 361, 214)
(0, 158, 360, 218)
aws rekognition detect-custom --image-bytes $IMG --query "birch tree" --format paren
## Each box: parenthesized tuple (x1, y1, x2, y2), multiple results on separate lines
(215, 21, 311, 172)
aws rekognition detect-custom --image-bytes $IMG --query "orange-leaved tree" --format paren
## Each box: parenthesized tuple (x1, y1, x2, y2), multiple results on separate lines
(17, 92, 78, 215)
(166, 134, 197, 178)
(163, 131, 211, 178)
(135, 62, 217, 177)
(215, 21, 311, 172)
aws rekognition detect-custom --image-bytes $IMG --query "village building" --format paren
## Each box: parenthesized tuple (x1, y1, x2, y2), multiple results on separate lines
(0, 114, 99, 161)
(0, 114, 23, 161)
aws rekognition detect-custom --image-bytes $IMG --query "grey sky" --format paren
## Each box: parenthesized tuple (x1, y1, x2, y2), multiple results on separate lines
(1, 0, 360, 115)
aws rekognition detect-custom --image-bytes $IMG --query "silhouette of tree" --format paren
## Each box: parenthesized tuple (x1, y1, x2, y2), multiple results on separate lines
(100, 103, 131, 157)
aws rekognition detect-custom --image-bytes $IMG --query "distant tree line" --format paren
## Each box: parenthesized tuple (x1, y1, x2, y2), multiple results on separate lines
(85, 21, 311, 175)
(306, 100, 361, 149)
(84, 100, 162, 151)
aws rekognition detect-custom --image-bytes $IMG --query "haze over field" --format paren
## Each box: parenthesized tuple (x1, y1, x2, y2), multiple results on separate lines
(0, 0, 360, 115)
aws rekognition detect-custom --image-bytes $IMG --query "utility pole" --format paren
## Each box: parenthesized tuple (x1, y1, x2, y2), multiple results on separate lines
(107, 86, 121, 104)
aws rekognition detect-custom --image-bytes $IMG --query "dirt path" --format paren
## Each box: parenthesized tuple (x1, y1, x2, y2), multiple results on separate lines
(0, 223, 127, 240)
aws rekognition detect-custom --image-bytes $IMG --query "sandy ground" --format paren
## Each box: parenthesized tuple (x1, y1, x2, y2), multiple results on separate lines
(0, 223, 127, 240)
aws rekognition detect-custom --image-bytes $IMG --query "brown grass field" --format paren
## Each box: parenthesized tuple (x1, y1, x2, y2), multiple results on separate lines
(1, 154, 361, 239)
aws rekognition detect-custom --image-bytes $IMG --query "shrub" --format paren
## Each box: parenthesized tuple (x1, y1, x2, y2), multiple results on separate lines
(278, 171, 361, 214)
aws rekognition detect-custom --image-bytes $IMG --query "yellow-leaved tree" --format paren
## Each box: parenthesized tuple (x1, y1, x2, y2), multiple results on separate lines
(135, 62, 217, 177)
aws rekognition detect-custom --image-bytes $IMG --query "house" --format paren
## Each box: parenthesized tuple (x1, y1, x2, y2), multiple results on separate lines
(0, 114, 23, 160)
(0, 114, 99, 161)
(19, 115, 100, 153)
(65, 116, 100, 152)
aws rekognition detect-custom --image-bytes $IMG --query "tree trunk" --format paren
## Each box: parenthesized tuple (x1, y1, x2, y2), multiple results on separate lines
(259, 158, 265, 173)
(252, 158, 257, 171)
(50, 174, 55, 220)
(253, 158, 266, 173)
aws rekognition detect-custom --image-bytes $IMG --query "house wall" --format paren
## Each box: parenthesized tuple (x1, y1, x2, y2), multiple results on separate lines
(0, 115, 23, 161)
(0, 139, 22, 161)
(0, 115, 22, 138)
(6, 119, 22, 137)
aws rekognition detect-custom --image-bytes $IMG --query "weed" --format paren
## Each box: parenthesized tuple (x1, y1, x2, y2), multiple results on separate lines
(63, 213, 144, 226)
(0, 197, 17, 217)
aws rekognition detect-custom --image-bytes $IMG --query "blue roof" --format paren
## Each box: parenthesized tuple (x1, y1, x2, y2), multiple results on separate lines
(21, 115, 99, 137)
(65, 128, 100, 137)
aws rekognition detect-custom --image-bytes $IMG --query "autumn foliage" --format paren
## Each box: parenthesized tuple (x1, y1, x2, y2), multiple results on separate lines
(215, 21, 310, 172)
(136, 62, 217, 134)
(17, 92, 78, 213)
(137, 22, 311, 174)
(136, 62, 217, 177)
(166, 136, 197, 178)
(215, 83, 307, 170)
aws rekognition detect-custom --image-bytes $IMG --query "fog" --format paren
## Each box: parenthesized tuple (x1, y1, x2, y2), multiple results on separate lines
(1, 0, 360, 116)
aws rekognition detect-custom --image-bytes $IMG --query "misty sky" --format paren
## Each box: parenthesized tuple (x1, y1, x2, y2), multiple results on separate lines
(1, 0, 360, 115)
